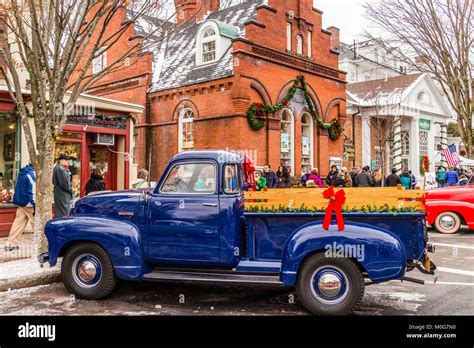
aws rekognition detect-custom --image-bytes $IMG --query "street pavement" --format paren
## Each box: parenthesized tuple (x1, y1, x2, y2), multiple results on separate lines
(0, 228, 473, 316)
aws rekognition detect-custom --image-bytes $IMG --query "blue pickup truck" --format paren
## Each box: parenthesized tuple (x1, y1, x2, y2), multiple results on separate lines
(41, 151, 436, 315)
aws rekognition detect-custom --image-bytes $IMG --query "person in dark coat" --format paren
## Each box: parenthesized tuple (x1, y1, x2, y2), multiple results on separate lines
(263, 165, 277, 188)
(53, 154, 73, 218)
(355, 166, 373, 187)
(385, 168, 402, 187)
(85, 168, 106, 195)
(276, 166, 292, 188)
(326, 165, 339, 186)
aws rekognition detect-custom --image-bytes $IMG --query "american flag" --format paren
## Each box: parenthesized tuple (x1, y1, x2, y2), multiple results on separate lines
(443, 144, 461, 166)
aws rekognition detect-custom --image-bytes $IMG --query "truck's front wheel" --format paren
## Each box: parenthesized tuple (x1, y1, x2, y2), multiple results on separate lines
(61, 242, 117, 300)
(296, 253, 364, 315)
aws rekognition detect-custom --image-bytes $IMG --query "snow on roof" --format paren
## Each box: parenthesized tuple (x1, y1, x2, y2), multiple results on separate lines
(149, 0, 266, 93)
(125, 9, 175, 40)
(347, 73, 423, 106)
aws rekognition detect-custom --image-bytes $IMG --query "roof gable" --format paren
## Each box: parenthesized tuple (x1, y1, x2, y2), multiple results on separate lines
(149, 0, 265, 93)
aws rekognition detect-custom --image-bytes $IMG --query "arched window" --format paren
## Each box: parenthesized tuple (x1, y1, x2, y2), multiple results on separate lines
(280, 109, 295, 174)
(301, 113, 314, 172)
(296, 35, 303, 55)
(178, 109, 194, 152)
(201, 26, 217, 63)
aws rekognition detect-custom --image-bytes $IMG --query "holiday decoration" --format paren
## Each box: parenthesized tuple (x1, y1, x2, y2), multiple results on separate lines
(322, 186, 346, 231)
(420, 156, 430, 176)
(246, 75, 344, 140)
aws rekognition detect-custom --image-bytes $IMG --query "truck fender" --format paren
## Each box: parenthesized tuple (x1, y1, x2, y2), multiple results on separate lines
(280, 221, 406, 286)
(424, 201, 472, 226)
(45, 217, 149, 281)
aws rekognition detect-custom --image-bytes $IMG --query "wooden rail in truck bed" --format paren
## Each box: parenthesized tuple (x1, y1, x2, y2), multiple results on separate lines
(245, 187, 426, 211)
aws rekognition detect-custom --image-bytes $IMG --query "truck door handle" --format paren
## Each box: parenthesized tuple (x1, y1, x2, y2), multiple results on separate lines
(202, 203, 218, 208)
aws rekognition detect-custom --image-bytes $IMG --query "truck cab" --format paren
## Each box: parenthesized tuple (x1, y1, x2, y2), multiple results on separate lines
(43, 150, 436, 315)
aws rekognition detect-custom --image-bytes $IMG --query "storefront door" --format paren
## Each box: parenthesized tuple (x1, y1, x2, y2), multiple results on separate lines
(88, 146, 117, 191)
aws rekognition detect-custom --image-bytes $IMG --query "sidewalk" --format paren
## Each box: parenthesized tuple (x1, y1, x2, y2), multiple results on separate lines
(0, 233, 61, 291)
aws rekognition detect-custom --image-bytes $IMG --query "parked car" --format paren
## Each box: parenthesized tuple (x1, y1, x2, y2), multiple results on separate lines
(424, 175, 474, 234)
(40, 151, 436, 315)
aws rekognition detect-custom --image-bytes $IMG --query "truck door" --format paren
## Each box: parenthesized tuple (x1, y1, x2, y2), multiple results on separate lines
(146, 161, 220, 265)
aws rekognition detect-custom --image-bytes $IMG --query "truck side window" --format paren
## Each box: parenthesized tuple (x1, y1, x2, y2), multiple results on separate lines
(160, 163, 216, 194)
(223, 164, 239, 194)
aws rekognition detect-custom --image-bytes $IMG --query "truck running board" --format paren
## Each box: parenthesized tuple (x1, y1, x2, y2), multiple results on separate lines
(142, 270, 283, 285)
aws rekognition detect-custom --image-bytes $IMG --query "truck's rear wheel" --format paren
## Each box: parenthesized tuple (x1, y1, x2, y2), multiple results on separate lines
(296, 253, 364, 315)
(434, 212, 461, 234)
(61, 242, 117, 300)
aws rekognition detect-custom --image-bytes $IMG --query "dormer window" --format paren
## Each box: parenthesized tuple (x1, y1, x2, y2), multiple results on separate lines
(196, 20, 238, 66)
(202, 27, 217, 63)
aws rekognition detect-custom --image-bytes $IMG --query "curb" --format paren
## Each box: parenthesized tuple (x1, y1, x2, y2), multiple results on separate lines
(0, 258, 61, 292)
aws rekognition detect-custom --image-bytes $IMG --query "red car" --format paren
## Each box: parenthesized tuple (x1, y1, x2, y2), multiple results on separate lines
(424, 176, 474, 234)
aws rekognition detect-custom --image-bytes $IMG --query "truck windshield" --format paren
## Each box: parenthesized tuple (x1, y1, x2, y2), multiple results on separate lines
(160, 162, 216, 194)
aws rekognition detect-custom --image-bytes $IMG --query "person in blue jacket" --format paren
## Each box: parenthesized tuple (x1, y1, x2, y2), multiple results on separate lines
(5, 163, 35, 251)
(445, 166, 459, 186)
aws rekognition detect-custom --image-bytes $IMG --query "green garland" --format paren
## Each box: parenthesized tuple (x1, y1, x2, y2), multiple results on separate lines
(247, 75, 344, 141)
(246, 203, 421, 214)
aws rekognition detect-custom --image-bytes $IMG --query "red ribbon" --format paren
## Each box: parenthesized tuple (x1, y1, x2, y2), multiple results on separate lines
(322, 186, 346, 231)
(243, 155, 257, 191)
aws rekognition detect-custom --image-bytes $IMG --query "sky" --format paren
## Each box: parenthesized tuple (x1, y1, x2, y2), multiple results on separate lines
(314, 0, 374, 44)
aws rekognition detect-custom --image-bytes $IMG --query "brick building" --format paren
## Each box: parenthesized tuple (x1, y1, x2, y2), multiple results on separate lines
(85, 0, 348, 180)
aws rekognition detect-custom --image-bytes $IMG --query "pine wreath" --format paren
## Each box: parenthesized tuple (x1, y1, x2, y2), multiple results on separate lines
(246, 75, 344, 140)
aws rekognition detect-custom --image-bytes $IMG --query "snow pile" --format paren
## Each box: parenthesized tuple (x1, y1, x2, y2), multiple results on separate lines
(0, 258, 61, 292)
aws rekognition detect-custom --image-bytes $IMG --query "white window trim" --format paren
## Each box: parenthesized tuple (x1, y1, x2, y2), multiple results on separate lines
(196, 23, 220, 66)
(296, 35, 303, 55)
(301, 112, 314, 169)
(280, 108, 295, 175)
(286, 23, 292, 51)
(178, 108, 195, 153)
(92, 46, 107, 74)
(307, 31, 312, 58)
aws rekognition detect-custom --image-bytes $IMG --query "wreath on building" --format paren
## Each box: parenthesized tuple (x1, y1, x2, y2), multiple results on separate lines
(246, 75, 344, 141)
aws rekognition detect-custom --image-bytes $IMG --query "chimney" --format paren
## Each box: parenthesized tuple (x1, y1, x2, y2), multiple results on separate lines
(174, 0, 197, 25)
(327, 26, 340, 50)
(195, 0, 220, 21)
(174, 0, 220, 24)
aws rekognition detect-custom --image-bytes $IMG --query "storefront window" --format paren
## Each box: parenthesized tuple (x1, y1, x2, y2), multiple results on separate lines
(301, 113, 313, 172)
(280, 109, 294, 174)
(55, 142, 82, 199)
(0, 118, 20, 201)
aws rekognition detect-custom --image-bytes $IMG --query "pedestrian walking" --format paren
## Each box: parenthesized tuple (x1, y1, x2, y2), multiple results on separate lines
(132, 169, 149, 189)
(326, 165, 339, 186)
(459, 174, 469, 186)
(400, 169, 412, 190)
(445, 166, 459, 186)
(53, 154, 73, 218)
(276, 166, 292, 188)
(4, 163, 35, 250)
(385, 168, 401, 187)
(350, 167, 359, 187)
(436, 166, 446, 188)
(263, 165, 277, 188)
(355, 166, 373, 187)
(85, 168, 106, 195)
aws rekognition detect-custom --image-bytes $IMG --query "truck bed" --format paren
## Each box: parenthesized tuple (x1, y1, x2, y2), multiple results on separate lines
(244, 212, 427, 261)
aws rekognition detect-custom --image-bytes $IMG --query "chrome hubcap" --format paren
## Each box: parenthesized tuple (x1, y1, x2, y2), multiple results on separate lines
(311, 266, 349, 305)
(78, 261, 97, 282)
(318, 274, 342, 297)
(440, 215, 455, 230)
(72, 255, 102, 288)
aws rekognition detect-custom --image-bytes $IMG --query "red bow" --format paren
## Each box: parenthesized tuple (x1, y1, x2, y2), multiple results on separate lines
(322, 186, 346, 231)
(243, 156, 257, 191)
